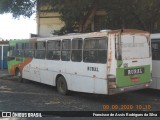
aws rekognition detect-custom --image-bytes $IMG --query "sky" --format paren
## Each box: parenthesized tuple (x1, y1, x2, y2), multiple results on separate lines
(0, 13, 37, 40)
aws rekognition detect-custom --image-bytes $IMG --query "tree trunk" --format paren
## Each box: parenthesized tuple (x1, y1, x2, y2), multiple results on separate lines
(79, 0, 98, 32)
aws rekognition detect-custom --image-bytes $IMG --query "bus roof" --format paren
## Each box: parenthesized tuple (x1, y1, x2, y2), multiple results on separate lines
(8, 29, 150, 43)
(109, 29, 149, 35)
(37, 31, 109, 41)
(38, 29, 149, 41)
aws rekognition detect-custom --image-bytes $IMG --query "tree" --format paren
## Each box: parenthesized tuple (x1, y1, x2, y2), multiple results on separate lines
(0, 0, 160, 33)
(104, 0, 160, 33)
(37, 0, 97, 34)
(0, 0, 36, 18)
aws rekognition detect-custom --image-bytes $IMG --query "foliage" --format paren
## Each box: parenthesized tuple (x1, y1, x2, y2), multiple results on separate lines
(104, 0, 160, 33)
(38, 0, 96, 34)
(0, 0, 160, 33)
(0, 0, 36, 18)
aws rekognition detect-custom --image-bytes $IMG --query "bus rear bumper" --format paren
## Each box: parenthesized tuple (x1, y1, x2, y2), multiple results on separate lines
(108, 82, 151, 95)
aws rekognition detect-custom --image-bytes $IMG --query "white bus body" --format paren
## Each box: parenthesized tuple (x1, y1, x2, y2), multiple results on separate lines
(8, 29, 151, 95)
(151, 33, 160, 89)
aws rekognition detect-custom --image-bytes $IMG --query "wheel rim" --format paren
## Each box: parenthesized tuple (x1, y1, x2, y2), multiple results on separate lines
(16, 70, 22, 82)
(17, 71, 21, 77)
(59, 80, 65, 93)
(57, 77, 67, 94)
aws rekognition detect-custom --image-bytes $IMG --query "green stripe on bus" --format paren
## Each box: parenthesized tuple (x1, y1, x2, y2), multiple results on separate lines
(116, 65, 150, 87)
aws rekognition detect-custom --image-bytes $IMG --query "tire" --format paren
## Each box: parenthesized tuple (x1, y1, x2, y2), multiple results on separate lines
(15, 69, 23, 82)
(56, 76, 68, 95)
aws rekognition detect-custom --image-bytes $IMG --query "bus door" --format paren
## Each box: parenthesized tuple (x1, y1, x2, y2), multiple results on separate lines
(116, 33, 151, 87)
(3, 46, 8, 69)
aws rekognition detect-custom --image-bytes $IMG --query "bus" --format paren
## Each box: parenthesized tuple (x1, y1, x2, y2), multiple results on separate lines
(8, 29, 151, 95)
(151, 33, 160, 89)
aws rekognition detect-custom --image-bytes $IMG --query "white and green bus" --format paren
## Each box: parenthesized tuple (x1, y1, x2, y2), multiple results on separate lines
(8, 29, 151, 95)
(151, 33, 160, 89)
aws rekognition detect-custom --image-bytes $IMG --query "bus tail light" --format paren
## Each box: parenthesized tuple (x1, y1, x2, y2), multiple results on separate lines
(150, 72, 152, 82)
(131, 77, 139, 82)
(107, 74, 116, 88)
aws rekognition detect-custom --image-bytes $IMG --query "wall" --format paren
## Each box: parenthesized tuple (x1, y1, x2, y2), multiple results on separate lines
(37, 11, 107, 37)
(37, 12, 65, 37)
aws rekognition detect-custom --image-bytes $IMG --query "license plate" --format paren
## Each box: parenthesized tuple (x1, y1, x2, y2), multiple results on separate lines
(124, 68, 144, 76)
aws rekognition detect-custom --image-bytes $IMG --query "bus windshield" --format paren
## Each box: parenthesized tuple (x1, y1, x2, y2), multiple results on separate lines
(120, 34, 150, 60)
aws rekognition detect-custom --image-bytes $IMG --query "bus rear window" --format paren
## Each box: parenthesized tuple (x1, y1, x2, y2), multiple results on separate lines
(83, 37, 107, 63)
(120, 35, 150, 60)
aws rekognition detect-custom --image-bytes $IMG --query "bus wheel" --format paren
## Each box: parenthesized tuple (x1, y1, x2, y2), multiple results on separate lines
(56, 76, 68, 95)
(15, 69, 23, 82)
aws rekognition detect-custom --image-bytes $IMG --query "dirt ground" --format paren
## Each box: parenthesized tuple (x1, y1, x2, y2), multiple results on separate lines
(0, 70, 160, 119)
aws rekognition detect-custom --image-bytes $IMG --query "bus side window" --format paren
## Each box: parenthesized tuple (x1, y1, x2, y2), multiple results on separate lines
(152, 41, 160, 60)
(24, 43, 35, 58)
(98, 38, 108, 63)
(71, 38, 82, 62)
(47, 40, 61, 60)
(61, 39, 71, 61)
(35, 42, 46, 59)
(9, 46, 16, 57)
(47, 41, 53, 60)
(16, 43, 24, 57)
(83, 37, 107, 63)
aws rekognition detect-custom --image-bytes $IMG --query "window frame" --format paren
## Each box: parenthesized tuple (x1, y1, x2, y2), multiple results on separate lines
(9, 46, 16, 57)
(46, 40, 61, 60)
(61, 39, 71, 61)
(16, 43, 24, 57)
(83, 37, 108, 64)
(151, 39, 160, 60)
(71, 38, 83, 62)
(35, 41, 46, 59)
(24, 42, 35, 58)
